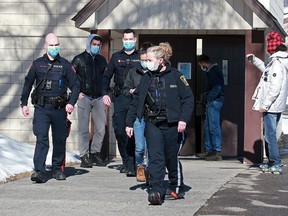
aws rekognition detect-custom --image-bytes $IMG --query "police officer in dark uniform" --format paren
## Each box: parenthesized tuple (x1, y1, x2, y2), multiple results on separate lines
(20, 33, 80, 183)
(126, 43, 194, 205)
(102, 29, 140, 176)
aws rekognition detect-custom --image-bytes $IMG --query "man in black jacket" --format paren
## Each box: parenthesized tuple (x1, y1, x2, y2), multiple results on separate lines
(72, 34, 107, 168)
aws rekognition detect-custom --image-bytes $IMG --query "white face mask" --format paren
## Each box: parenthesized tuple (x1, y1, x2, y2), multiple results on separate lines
(146, 61, 160, 71)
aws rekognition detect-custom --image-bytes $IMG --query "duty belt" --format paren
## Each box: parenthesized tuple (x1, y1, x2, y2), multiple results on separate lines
(145, 110, 167, 122)
(112, 85, 124, 97)
(44, 96, 67, 108)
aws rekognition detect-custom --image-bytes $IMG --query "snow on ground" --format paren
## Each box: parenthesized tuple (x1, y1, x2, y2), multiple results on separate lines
(0, 135, 80, 182)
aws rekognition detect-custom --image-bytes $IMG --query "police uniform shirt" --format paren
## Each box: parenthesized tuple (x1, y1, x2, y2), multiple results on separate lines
(101, 48, 140, 96)
(126, 65, 194, 127)
(20, 54, 80, 106)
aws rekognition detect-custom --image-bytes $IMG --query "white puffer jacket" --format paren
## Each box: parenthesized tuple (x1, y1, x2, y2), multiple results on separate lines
(252, 51, 288, 112)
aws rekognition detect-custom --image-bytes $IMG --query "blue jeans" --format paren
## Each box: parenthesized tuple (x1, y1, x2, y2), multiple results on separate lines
(204, 100, 223, 152)
(263, 112, 281, 166)
(133, 117, 148, 166)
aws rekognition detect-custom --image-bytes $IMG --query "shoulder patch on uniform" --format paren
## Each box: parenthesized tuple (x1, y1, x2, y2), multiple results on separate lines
(27, 64, 32, 72)
(180, 75, 189, 86)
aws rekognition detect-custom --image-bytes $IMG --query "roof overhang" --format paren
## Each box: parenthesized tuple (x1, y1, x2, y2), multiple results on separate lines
(72, 0, 286, 37)
(243, 0, 287, 37)
(71, 0, 106, 29)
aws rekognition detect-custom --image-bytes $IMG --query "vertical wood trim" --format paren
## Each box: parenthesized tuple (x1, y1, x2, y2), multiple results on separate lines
(243, 30, 264, 164)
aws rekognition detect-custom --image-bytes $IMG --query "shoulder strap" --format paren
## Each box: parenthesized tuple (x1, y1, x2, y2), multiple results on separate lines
(34, 63, 53, 91)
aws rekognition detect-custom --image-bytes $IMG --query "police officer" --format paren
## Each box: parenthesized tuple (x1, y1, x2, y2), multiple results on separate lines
(126, 43, 194, 205)
(123, 42, 153, 182)
(20, 33, 80, 183)
(102, 29, 140, 176)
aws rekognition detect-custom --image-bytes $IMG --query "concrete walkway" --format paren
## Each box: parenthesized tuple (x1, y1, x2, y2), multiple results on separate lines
(0, 157, 247, 216)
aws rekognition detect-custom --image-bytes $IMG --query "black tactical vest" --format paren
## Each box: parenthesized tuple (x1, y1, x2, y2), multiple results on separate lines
(146, 74, 167, 117)
(37, 63, 67, 97)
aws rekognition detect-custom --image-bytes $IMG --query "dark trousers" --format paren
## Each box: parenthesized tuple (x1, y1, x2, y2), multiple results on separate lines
(112, 94, 135, 168)
(33, 104, 68, 173)
(145, 120, 184, 197)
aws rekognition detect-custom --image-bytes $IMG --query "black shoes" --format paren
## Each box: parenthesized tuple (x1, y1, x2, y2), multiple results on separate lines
(53, 170, 66, 180)
(31, 170, 66, 182)
(165, 189, 185, 200)
(31, 171, 47, 183)
(195, 150, 211, 159)
(81, 153, 106, 168)
(90, 152, 106, 167)
(126, 167, 136, 177)
(148, 191, 163, 205)
(80, 154, 93, 168)
(119, 165, 127, 173)
(205, 151, 222, 161)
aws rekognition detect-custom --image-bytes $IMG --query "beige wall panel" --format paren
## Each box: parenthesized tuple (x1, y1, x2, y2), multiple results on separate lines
(0, 61, 10, 72)
(0, 0, 90, 151)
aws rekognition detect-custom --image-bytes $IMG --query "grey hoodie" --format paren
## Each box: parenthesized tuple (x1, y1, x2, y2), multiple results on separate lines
(85, 34, 101, 56)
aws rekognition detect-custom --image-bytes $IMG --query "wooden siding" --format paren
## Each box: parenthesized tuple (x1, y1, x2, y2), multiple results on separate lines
(95, 0, 254, 30)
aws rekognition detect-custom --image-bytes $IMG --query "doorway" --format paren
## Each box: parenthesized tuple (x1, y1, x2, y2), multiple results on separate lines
(139, 34, 245, 157)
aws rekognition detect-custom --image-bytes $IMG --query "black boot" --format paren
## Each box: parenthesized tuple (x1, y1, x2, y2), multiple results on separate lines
(90, 152, 106, 167)
(205, 151, 222, 161)
(53, 170, 66, 180)
(80, 154, 93, 168)
(31, 171, 47, 183)
(126, 166, 136, 177)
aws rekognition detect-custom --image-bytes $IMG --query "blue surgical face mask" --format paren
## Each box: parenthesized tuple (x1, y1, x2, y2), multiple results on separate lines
(123, 41, 135, 51)
(47, 46, 60, 58)
(140, 60, 148, 70)
(91, 45, 100, 55)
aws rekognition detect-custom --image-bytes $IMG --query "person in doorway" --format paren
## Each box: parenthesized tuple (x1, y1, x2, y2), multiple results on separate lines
(247, 31, 288, 174)
(195, 54, 224, 161)
(20, 33, 80, 183)
(72, 34, 107, 168)
(126, 42, 194, 205)
(123, 42, 153, 182)
(102, 29, 140, 176)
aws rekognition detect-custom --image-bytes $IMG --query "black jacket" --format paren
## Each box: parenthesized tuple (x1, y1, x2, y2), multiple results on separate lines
(126, 65, 194, 127)
(72, 51, 107, 98)
(123, 64, 146, 97)
(101, 48, 140, 96)
(20, 54, 80, 106)
(204, 63, 224, 102)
